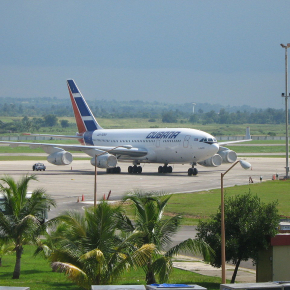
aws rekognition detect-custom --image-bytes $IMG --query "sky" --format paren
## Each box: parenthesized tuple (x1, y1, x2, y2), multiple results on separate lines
(1, 0, 290, 109)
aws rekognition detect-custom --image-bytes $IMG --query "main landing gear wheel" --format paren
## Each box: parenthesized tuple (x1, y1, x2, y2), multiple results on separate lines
(188, 168, 198, 176)
(128, 165, 142, 174)
(106, 166, 121, 174)
(158, 165, 173, 173)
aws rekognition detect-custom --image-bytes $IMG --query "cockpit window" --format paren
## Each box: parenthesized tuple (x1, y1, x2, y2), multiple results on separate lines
(199, 137, 217, 144)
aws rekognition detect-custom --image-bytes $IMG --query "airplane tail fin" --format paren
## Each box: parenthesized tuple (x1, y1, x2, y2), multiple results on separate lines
(67, 79, 102, 133)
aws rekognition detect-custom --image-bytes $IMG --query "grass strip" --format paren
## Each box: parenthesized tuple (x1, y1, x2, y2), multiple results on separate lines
(227, 146, 286, 153)
(122, 180, 290, 226)
(0, 245, 221, 290)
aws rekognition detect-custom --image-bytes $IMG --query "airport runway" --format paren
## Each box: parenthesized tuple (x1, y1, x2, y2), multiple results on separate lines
(0, 157, 285, 217)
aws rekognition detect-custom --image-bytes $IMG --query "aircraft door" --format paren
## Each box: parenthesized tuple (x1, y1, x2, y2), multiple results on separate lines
(183, 135, 191, 148)
(155, 139, 160, 148)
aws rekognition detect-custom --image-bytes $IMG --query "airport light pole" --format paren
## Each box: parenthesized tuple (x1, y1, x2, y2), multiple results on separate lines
(281, 43, 290, 179)
(220, 159, 251, 284)
(94, 145, 132, 207)
(192, 103, 196, 114)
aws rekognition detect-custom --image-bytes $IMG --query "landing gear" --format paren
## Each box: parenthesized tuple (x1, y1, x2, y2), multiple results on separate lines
(158, 165, 173, 173)
(188, 167, 198, 176)
(128, 165, 142, 174)
(106, 166, 121, 174)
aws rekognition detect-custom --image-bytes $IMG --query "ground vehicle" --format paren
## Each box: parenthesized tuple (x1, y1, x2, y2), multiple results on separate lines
(32, 163, 46, 171)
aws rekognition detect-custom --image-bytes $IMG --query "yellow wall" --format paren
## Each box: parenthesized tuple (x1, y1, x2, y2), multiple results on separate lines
(273, 246, 290, 281)
(256, 248, 272, 282)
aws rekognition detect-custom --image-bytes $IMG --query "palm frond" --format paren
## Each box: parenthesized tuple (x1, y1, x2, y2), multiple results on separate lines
(80, 249, 105, 263)
(151, 255, 173, 283)
(158, 214, 182, 249)
(165, 238, 213, 262)
(51, 261, 89, 289)
(131, 243, 155, 267)
(0, 212, 15, 238)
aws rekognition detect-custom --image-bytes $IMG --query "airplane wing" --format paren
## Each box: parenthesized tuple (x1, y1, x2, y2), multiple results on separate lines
(0, 141, 148, 158)
(218, 138, 252, 146)
(218, 127, 252, 146)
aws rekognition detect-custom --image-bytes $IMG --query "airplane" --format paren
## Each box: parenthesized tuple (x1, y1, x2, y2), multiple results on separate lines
(0, 80, 252, 176)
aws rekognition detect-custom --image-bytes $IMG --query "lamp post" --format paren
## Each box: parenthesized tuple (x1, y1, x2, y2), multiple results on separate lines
(220, 159, 251, 283)
(280, 43, 290, 179)
(94, 145, 132, 207)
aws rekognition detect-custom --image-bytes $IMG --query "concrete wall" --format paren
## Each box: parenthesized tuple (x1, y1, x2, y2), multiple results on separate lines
(0, 136, 55, 141)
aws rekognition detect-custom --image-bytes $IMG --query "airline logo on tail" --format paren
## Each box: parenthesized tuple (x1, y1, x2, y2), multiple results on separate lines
(67, 79, 102, 133)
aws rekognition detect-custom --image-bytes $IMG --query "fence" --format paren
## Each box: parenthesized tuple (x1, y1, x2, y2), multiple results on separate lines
(0, 135, 286, 141)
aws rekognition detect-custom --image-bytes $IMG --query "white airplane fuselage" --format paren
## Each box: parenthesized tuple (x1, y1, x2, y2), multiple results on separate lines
(84, 128, 219, 164)
(0, 79, 251, 176)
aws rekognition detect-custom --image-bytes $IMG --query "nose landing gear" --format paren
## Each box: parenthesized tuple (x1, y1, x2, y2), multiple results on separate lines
(188, 167, 198, 176)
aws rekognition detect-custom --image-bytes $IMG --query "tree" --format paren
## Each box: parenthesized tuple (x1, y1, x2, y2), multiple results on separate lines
(40, 202, 154, 289)
(60, 119, 70, 128)
(197, 192, 279, 283)
(21, 116, 31, 131)
(122, 191, 212, 284)
(162, 111, 177, 123)
(43, 114, 58, 127)
(0, 174, 56, 279)
(188, 114, 199, 124)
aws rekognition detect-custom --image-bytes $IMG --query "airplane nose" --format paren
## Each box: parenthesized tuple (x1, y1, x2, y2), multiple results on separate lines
(211, 142, 219, 154)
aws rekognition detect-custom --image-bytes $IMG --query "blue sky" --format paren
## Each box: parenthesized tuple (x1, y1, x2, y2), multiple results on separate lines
(1, 0, 290, 109)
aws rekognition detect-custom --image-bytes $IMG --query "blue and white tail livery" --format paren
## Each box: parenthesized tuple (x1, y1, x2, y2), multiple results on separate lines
(0, 80, 252, 175)
(67, 79, 102, 133)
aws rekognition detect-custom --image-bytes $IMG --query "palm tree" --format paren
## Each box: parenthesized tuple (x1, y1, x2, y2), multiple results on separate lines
(122, 191, 212, 284)
(43, 201, 154, 289)
(0, 174, 55, 279)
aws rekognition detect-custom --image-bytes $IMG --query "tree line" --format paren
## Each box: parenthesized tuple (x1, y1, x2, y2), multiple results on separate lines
(0, 97, 288, 125)
(0, 175, 280, 287)
(0, 115, 71, 134)
(162, 108, 287, 125)
(0, 108, 288, 135)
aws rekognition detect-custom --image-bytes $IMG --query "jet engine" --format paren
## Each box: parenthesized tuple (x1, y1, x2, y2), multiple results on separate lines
(218, 149, 237, 163)
(90, 153, 117, 168)
(198, 154, 222, 167)
(47, 151, 73, 165)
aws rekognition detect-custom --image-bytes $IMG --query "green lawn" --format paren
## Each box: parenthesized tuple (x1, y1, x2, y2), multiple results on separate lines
(122, 180, 290, 225)
(0, 246, 222, 290)
(0, 246, 79, 290)
(227, 145, 286, 153)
